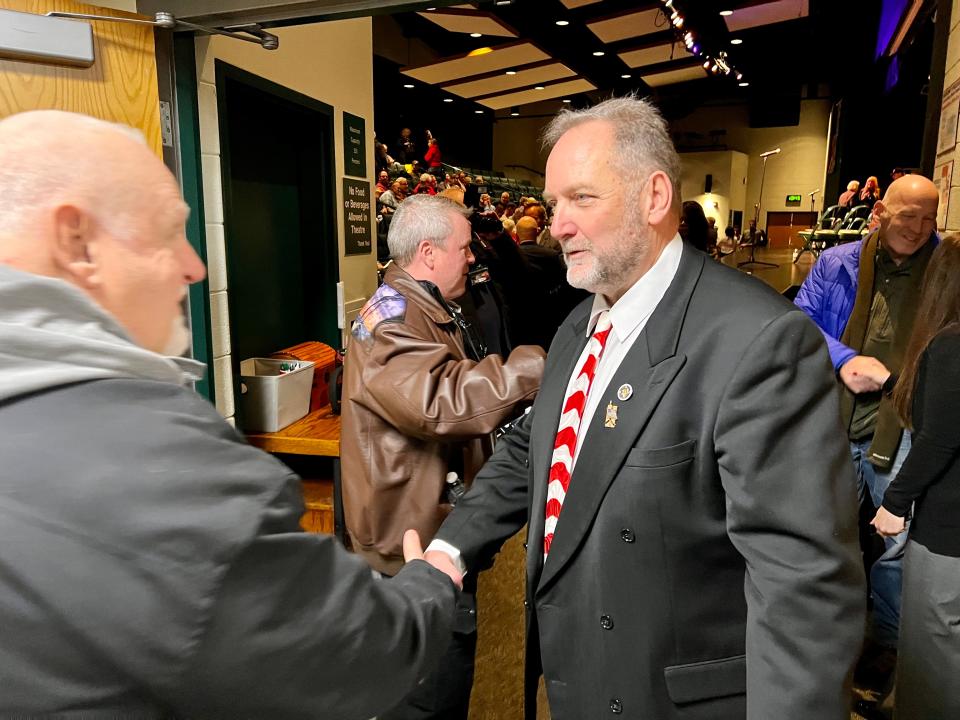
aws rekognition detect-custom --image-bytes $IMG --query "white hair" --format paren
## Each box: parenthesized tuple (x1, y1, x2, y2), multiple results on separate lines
(847, 180, 861, 191)
(0, 111, 149, 241)
(387, 194, 472, 266)
(542, 95, 681, 211)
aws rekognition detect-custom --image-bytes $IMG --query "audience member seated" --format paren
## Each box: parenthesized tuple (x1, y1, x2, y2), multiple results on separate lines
(740, 218, 767, 247)
(839, 180, 860, 209)
(378, 178, 409, 212)
(857, 176, 881, 207)
(414, 173, 437, 196)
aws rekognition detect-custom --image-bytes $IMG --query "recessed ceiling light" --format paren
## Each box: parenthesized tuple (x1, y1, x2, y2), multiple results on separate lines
(534, 85, 545, 90)
(403, 83, 414, 88)
(510, 111, 520, 116)
(738, 81, 749, 87)
(562, 99, 572, 103)
(443, 98, 454, 103)
(475, 109, 484, 114)
(556, 20, 569, 26)
(495, 0, 513, 5)
(593, 51, 605, 57)
(426, 6, 436, 9)
(719, 10, 733, 16)
(505, 70, 517, 75)
(621, 73, 632, 79)
(730, 38, 743, 45)
(470, 32, 482, 38)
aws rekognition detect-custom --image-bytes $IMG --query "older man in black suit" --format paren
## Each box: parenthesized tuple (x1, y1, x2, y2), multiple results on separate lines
(426, 96, 864, 719)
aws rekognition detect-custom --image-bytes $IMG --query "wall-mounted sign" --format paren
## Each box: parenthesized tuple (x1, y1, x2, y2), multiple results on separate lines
(785, 194, 802, 207)
(342, 111, 367, 178)
(343, 178, 372, 255)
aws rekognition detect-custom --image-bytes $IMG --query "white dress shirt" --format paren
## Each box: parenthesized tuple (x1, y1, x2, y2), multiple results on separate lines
(566, 235, 682, 468)
(427, 235, 684, 572)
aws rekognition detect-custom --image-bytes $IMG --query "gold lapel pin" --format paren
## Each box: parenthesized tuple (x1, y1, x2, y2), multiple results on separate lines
(617, 383, 633, 401)
(604, 401, 618, 428)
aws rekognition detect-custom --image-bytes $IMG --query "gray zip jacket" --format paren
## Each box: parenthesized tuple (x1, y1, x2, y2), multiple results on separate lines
(0, 265, 456, 719)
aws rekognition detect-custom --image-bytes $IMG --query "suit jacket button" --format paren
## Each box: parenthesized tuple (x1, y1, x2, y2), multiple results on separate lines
(523, 600, 530, 608)
(609, 698, 623, 714)
(620, 528, 636, 543)
(600, 614, 614, 630)
(524, 457, 529, 467)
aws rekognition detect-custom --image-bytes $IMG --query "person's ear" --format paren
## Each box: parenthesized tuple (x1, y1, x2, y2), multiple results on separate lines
(873, 200, 885, 218)
(418, 239, 436, 269)
(644, 170, 674, 226)
(51, 205, 100, 289)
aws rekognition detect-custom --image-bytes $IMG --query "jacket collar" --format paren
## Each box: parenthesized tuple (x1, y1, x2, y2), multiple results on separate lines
(383, 264, 455, 325)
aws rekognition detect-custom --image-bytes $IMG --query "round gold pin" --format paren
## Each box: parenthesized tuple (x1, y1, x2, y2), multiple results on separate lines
(617, 383, 633, 401)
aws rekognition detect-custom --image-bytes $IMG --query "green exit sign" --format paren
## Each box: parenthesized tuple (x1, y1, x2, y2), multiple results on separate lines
(786, 194, 802, 204)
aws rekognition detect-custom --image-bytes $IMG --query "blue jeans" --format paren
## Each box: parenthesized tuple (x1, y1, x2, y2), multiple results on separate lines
(850, 432, 912, 649)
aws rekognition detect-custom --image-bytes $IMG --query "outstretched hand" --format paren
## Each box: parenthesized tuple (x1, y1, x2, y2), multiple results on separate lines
(403, 529, 463, 590)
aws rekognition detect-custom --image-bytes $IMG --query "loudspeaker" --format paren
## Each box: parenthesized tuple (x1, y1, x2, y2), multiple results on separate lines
(704, 174, 713, 193)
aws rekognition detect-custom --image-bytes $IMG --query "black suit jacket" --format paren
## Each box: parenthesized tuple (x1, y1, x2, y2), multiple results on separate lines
(435, 244, 865, 719)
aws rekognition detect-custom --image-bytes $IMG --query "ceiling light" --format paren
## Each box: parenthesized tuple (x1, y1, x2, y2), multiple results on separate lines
(739, 81, 749, 87)
(468, 46, 493, 56)
(403, 83, 414, 88)
(505, 70, 517, 75)
(495, 0, 513, 4)
(443, 98, 453, 103)
(475, 109, 484, 114)
(562, 98, 572, 103)
(534, 85, 545, 90)
(730, 38, 743, 45)
(593, 51, 605, 56)
(556, 20, 570, 26)
(510, 106, 520, 116)
(426, 6, 436, 9)
(621, 73, 632, 79)
(719, 10, 733, 16)
(470, 32, 482, 38)
(703, 60, 711, 69)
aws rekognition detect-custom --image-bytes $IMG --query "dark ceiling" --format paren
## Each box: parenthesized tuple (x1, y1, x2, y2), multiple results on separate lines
(381, 0, 897, 116)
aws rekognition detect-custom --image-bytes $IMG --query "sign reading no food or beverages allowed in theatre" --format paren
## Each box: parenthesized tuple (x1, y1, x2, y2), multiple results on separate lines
(343, 112, 367, 178)
(343, 178, 372, 255)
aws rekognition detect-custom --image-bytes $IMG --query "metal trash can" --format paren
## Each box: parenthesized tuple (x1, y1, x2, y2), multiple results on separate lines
(239, 358, 315, 433)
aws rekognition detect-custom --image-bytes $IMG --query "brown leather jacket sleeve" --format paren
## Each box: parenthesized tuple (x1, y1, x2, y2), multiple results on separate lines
(358, 320, 545, 440)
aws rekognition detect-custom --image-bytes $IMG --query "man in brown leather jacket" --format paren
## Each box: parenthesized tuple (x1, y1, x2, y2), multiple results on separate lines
(341, 194, 546, 719)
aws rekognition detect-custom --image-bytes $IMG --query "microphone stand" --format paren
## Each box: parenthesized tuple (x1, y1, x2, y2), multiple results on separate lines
(738, 149, 779, 270)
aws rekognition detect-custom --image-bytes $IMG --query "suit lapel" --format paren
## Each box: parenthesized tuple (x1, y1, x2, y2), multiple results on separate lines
(535, 245, 705, 593)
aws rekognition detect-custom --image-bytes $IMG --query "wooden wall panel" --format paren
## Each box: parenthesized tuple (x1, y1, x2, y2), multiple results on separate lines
(0, 0, 161, 156)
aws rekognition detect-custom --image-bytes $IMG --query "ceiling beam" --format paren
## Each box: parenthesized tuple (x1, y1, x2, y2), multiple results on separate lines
(135, 0, 460, 27)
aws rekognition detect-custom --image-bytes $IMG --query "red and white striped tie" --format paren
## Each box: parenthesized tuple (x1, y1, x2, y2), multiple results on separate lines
(544, 310, 612, 558)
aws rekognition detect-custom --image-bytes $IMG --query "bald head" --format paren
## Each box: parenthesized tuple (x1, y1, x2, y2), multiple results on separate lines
(515, 216, 540, 243)
(0, 111, 204, 353)
(876, 174, 939, 263)
(882, 174, 938, 206)
(0, 111, 177, 258)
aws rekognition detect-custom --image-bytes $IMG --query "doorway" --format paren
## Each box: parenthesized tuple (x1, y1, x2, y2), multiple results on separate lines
(766, 211, 818, 249)
(216, 62, 339, 416)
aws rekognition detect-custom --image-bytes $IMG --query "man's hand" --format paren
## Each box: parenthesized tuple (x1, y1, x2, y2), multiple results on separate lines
(871, 506, 906, 537)
(403, 529, 463, 590)
(839, 355, 891, 394)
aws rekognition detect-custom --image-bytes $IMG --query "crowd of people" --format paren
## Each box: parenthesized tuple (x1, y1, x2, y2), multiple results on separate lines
(0, 94, 957, 720)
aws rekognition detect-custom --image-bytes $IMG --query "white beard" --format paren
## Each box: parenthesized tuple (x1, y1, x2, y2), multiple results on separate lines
(162, 315, 191, 357)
